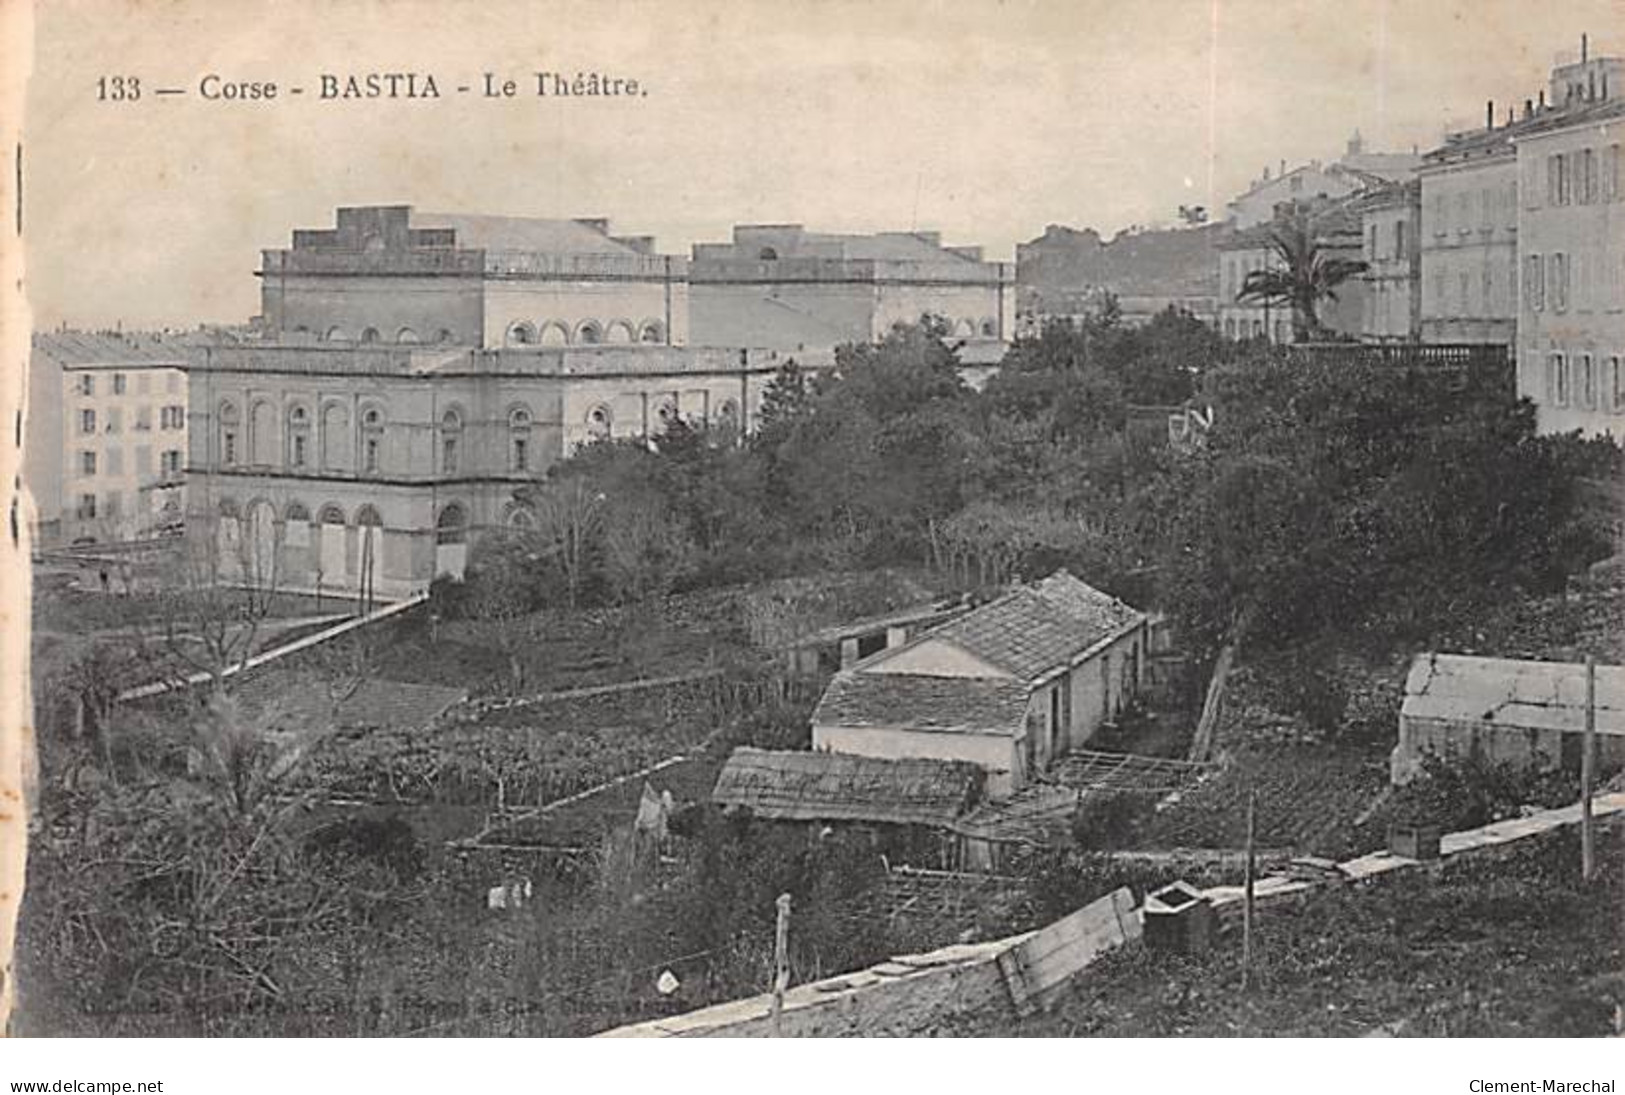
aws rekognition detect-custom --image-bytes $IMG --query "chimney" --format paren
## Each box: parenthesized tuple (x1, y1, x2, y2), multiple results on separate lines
(1582, 33, 1588, 64)
(1539, 89, 1546, 110)
(1486, 100, 1494, 129)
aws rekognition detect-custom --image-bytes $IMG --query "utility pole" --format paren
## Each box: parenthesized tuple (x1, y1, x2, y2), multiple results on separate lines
(771, 892, 791, 1036)
(1583, 655, 1596, 882)
(1242, 788, 1257, 991)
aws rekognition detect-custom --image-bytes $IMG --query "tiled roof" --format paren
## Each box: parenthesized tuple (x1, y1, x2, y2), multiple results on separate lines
(711, 747, 985, 825)
(812, 672, 1030, 736)
(31, 331, 198, 367)
(928, 570, 1144, 681)
(233, 671, 467, 735)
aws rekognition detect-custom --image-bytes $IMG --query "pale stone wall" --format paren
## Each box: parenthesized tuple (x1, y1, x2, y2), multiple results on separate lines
(1515, 115, 1625, 441)
(1418, 154, 1519, 345)
(810, 723, 1020, 799)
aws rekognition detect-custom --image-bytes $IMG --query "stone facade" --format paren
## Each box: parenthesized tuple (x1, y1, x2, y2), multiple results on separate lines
(1417, 126, 1521, 346)
(184, 343, 799, 598)
(258, 206, 690, 350)
(688, 224, 1013, 354)
(26, 332, 191, 547)
(1512, 100, 1625, 440)
(1359, 182, 1423, 342)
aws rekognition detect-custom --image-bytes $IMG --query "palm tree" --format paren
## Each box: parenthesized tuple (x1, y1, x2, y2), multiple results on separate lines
(1236, 202, 1368, 342)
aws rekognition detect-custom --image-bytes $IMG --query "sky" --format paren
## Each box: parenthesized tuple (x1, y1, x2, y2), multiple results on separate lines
(21, 0, 1625, 330)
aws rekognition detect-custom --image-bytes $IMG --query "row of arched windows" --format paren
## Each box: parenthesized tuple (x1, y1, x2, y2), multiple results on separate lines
(217, 398, 388, 474)
(293, 326, 457, 345)
(504, 319, 665, 347)
(219, 497, 384, 527)
(952, 318, 1001, 339)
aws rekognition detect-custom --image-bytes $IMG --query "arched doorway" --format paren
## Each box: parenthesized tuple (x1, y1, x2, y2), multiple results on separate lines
(435, 502, 468, 580)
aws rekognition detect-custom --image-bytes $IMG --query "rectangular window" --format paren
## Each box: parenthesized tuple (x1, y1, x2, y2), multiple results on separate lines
(443, 437, 458, 475)
(1552, 253, 1570, 312)
(1395, 220, 1407, 258)
(80, 451, 96, 476)
(112, 373, 126, 395)
(77, 493, 96, 520)
(1526, 255, 1544, 310)
(135, 405, 151, 431)
(162, 450, 182, 476)
(1607, 144, 1621, 202)
(512, 438, 529, 473)
(292, 434, 307, 468)
(76, 374, 94, 397)
(1551, 352, 1569, 406)
(1582, 148, 1598, 204)
(1580, 354, 1597, 409)
(1612, 356, 1625, 413)
(364, 438, 379, 474)
(106, 407, 121, 434)
(223, 430, 236, 465)
(79, 408, 96, 434)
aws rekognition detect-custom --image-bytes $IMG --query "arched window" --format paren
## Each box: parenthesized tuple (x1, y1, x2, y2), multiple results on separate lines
(435, 502, 468, 545)
(360, 327, 381, 344)
(436, 328, 456, 344)
(324, 326, 347, 342)
(287, 404, 311, 469)
(585, 404, 612, 441)
(539, 321, 570, 346)
(218, 401, 240, 466)
(716, 398, 740, 435)
(285, 500, 311, 523)
(758, 247, 779, 260)
(320, 403, 349, 471)
(576, 321, 602, 345)
(218, 497, 241, 519)
(360, 405, 385, 475)
(980, 318, 998, 337)
(509, 405, 533, 472)
(605, 320, 635, 344)
(506, 321, 536, 346)
(505, 504, 536, 530)
(396, 327, 420, 344)
(318, 503, 346, 526)
(355, 505, 382, 527)
(639, 320, 665, 344)
(440, 407, 463, 474)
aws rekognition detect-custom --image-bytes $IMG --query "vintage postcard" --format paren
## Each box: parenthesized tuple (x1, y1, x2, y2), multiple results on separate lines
(2, 0, 1624, 1071)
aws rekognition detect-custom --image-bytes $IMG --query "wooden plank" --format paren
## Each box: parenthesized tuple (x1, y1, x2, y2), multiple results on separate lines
(996, 887, 1139, 1015)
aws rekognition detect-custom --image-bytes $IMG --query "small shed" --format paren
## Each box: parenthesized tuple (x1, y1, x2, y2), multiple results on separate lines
(711, 747, 985, 828)
(1392, 653, 1625, 785)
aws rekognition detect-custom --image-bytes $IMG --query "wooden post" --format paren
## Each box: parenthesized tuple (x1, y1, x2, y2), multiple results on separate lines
(1242, 788, 1257, 991)
(1583, 655, 1596, 883)
(771, 892, 792, 1036)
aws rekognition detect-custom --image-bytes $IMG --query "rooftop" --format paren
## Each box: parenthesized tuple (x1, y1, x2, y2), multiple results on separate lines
(415, 213, 644, 256)
(1401, 652, 1625, 736)
(711, 747, 985, 826)
(812, 672, 1031, 737)
(924, 570, 1145, 682)
(31, 330, 201, 368)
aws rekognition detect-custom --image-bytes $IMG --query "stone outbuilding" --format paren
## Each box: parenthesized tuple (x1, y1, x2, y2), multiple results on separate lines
(1392, 652, 1625, 785)
(811, 570, 1148, 799)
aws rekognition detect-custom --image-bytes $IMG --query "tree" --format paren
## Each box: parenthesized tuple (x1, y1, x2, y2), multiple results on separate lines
(523, 475, 605, 609)
(1236, 202, 1368, 341)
